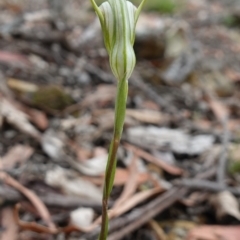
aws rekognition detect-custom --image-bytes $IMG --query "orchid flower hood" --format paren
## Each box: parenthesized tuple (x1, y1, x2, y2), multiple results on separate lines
(90, 0, 146, 81)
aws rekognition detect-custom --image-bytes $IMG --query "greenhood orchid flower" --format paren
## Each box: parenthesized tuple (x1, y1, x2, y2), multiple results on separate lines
(90, 0, 146, 81)
(89, 1, 146, 239)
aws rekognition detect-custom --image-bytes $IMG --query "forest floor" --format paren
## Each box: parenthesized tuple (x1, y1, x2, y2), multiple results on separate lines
(1, 0, 240, 239)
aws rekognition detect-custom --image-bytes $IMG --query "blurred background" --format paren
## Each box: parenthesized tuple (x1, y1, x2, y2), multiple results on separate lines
(1, 0, 240, 240)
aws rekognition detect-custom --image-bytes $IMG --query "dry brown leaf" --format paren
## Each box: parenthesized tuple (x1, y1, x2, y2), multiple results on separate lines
(181, 192, 209, 207)
(3, 174, 57, 232)
(7, 78, 39, 93)
(124, 143, 183, 175)
(68, 140, 92, 161)
(187, 225, 240, 240)
(1, 144, 34, 170)
(73, 187, 162, 233)
(115, 168, 150, 186)
(149, 220, 167, 240)
(126, 109, 166, 124)
(194, 119, 213, 131)
(14, 205, 57, 234)
(227, 119, 240, 132)
(0, 165, 56, 233)
(139, 100, 160, 111)
(110, 187, 162, 219)
(93, 109, 136, 131)
(0, 74, 13, 97)
(206, 96, 228, 122)
(211, 191, 240, 220)
(0, 96, 41, 140)
(23, 108, 48, 130)
(81, 84, 116, 108)
(114, 153, 139, 208)
(0, 113, 3, 128)
(60, 113, 92, 130)
(1, 207, 18, 240)
(0, 51, 31, 68)
(225, 69, 240, 82)
(83, 168, 150, 186)
(45, 167, 102, 203)
(1, 89, 48, 130)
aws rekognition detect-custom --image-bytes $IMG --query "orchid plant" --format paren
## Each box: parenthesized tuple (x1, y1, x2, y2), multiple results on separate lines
(89, 0, 146, 239)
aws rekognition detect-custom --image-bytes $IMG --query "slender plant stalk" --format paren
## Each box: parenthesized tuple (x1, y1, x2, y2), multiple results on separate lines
(89, 0, 146, 239)
(99, 78, 128, 240)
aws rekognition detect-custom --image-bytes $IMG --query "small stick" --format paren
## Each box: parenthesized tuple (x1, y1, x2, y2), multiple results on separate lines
(217, 117, 229, 185)
(124, 142, 183, 175)
(82, 187, 187, 240)
(0, 184, 103, 210)
(108, 188, 187, 240)
(85, 164, 217, 240)
(176, 179, 240, 196)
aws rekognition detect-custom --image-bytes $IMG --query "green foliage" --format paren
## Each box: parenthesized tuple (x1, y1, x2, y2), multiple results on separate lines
(143, 0, 177, 13)
(222, 14, 240, 28)
(229, 161, 240, 175)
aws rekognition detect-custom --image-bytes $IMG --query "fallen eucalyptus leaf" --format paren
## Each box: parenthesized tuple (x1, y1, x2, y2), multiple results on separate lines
(45, 167, 102, 203)
(0, 96, 41, 140)
(127, 126, 214, 155)
(211, 191, 240, 220)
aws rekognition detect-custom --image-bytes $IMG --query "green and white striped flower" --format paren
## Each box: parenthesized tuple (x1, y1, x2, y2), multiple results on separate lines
(90, 0, 146, 81)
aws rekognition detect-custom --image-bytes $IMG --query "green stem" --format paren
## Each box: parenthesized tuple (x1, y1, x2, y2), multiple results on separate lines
(99, 78, 128, 240)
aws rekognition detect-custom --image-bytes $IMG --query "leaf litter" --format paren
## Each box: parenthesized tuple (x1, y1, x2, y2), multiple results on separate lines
(1, 0, 240, 239)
